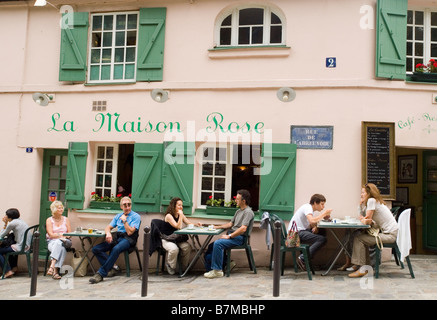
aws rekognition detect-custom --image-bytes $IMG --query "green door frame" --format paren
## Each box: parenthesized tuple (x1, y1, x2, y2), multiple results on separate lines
(423, 150, 437, 251)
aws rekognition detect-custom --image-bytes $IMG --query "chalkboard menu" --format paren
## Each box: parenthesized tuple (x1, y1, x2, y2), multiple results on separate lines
(362, 122, 395, 199)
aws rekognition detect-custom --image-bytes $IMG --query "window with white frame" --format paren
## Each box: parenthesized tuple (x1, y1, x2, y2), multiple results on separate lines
(216, 6, 284, 47)
(198, 144, 261, 210)
(89, 12, 139, 82)
(407, 9, 437, 73)
(93, 144, 134, 198)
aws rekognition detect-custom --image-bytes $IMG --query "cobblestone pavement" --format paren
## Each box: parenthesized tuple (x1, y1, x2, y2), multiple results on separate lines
(0, 255, 435, 301)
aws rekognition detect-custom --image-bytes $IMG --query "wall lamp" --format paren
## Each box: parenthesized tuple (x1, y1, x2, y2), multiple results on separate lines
(32, 93, 55, 106)
(151, 89, 169, 103)
(277, 87, 296, 102)
(34, 0, 59, 9)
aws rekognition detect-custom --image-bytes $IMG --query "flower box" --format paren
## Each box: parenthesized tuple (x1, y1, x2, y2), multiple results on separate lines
(410, 72, 437, 83)
(89, 201, 121, 210)
(206, 206, 237, 215)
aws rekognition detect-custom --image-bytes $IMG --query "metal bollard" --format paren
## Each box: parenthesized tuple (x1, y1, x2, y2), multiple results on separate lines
(273, 220, 281, 297)
(141, 226, 151, 297)
(30, 231, 40, 297)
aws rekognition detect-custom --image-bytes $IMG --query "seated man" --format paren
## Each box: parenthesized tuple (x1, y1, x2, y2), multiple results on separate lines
(204, 189, 254, 279)
(89, 196, 141, 284)
(288, 194, 332, 270)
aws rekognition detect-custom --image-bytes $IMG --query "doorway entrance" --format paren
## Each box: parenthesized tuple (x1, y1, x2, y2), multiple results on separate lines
(39, 149, 69, 256)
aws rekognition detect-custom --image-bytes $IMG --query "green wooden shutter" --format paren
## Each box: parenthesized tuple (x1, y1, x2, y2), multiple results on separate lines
(136, 7, 166, 82)
(161, 142, 195, 213)
(375, 0, 407, 80)
(59, 12, 89, 82)
(65, 142, 88, 209)
(259, 143, 296, 220)
(131, 143, 163, 212)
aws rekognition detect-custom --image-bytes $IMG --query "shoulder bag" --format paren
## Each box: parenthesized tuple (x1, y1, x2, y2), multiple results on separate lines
(285, 221, 300, 248)
(367, 226, 383, 250)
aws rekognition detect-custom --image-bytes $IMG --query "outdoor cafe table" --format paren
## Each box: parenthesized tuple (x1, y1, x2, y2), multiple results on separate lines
(318, 220, 370, 276)
(174, 226, 224, 277)
(63, 229, 106, 275)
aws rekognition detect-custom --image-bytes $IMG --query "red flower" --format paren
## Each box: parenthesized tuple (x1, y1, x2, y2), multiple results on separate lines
(209, 195, 213, 199)
(117, 193, 122, 198)
(91, 192, 96, 195)
(129, 194, 132, 197)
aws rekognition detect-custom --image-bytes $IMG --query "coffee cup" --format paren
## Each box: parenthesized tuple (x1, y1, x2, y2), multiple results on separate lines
(188, 224, 194, 229)
(208, 225, 215, 231)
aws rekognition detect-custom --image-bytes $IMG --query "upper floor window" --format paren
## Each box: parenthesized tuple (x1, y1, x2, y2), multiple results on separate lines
(89, 12, 139, 83)
(406, 9, 437, 73)
(216, 6, 285, 47)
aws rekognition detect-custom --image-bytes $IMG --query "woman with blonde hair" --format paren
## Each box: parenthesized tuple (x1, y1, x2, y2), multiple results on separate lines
(46, 201, 72, 280)
(348, 183, 398, 278)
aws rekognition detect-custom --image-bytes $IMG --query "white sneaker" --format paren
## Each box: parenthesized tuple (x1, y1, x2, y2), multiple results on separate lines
(166, 263, 176, 275)
(204, 269, 224, 279)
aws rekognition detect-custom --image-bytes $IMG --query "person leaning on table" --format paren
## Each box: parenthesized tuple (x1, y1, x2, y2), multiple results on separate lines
(89, 196, 141, 284)
(348, 183, 398, 278)
(288, 194, 332, 271)
(0, 208, 30, 278)
(46, 201, 72, 280)
(162, 197, 198, 275)
(203, 189, 254, 279)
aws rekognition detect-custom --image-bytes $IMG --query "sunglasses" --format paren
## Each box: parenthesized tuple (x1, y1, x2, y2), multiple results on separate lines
(122, 203, 132, 208)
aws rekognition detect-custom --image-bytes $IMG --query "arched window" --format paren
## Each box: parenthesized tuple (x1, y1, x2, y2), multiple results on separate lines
(216, 6, 285, 47)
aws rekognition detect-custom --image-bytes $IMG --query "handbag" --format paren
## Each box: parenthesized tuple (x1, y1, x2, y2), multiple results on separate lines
(71, 251, 88, 277)
(285, 221, 300, 248)
(367, 226, 383, 250)
(160, 232, 189, 243)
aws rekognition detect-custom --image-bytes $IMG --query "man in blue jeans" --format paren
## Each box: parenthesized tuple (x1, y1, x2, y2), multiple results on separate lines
(204, 189, 254, 279)
(89, 196, 141, 284)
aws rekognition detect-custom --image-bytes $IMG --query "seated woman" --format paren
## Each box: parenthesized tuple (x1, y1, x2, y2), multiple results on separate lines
(348, 183, 398, 278)
(161, 197, 197, 275)
(0, 208, 30, 278)
(46, 201, 72, 280)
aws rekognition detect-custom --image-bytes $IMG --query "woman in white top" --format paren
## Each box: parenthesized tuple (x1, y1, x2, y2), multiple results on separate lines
(349, 183, 398, 278)
(46, 201, 72, 280)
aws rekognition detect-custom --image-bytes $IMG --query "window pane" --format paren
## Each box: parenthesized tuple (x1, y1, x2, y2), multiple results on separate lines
(221, 15, 231, 26)
(91, 49, 101, 63)
(90, 66, 100, 80)
(270, 26, 282, 43)
(415, 11, 424, 25)
(239, 27, 250, 44)
(126, 48, 135, 62)
(432, 44, 437, 57)
(252, 26, 263, 44)
(103, 32, 112, 47)
(106, 147, 114, 159)
(93, 16, 102, 31)
(115, 48, 124, 62)
(202, 177, 212, 190)
(407, 26, 412, 40)
(126, 31, 137, 46)
(239, 8, 263, 25)
(215, 163, 226, 176)
(104, 175, 111, 188)
(415, 42, 423, 56)
(114, 64, 124, 79)
(407, 42, 412, 56)
(101, 65, 111, 80)
(220, 28, 231, 45)
(271, 12, 281, 24)
(96, 174, 103, 187)
(92, 33, 102, 47)
(49, 167, 60, 178)
(214, 178, 225, 191)
(202, 163, 213, 175)
(432, 28, 437, 42)
(97, 160, 104, 173)
(128, 14, 137, 29)
(432, 12, 437, 26)
(125, 64, 135, 79)
(104, 15, 113, 30)
(116, 14, 126, 30)
(415, 26, 424, 41)
(102, 49, 111, 62)
(203, 147, 213, 161)
(105, 161, 113, 173)
(407, 10, 413, 24)
(216, 148, 226, 161)
(116, 31, 125, 46)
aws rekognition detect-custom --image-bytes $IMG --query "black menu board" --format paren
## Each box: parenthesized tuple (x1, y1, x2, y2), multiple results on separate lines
(362, 122, 395, 199)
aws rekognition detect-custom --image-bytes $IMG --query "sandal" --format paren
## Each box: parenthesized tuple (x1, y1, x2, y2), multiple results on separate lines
(46, 267, 55, 276)
(52, 273, 62, 280)
(337, 264, 352, 271)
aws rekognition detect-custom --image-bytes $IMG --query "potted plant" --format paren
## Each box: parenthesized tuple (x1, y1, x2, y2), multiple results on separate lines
(411, 59, 437, 82)
(206, 195, 237, 215)
(89, 192, 125, 210)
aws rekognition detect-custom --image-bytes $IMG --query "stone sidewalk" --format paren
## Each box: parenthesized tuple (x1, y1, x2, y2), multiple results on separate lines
(0, 255, 435, 300)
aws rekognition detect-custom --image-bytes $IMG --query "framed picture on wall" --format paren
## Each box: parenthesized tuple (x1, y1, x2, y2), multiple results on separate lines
(398, 155, 417, 183)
